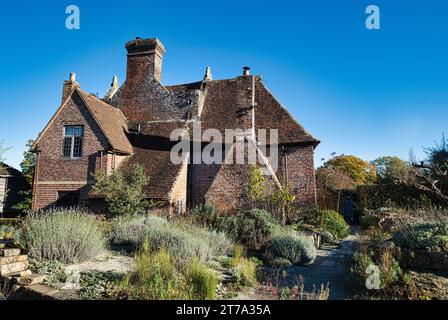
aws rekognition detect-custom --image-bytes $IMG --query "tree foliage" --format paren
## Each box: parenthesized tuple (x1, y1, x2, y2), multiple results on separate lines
(373, 156, 412, 182)
(13, 140, 35, 213)
(92, 164, 149, 217)
(323, 155, 377, 185)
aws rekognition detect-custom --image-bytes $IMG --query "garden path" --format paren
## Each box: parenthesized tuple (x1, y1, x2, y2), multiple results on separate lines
(238, 226, 363, 300)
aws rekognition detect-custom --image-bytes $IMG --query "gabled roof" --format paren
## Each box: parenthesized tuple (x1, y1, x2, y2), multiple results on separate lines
(167, 76, 319, 146)
(202, 76, 319, 145)
(33, 88, 133, 155)
(76, 89, 133, 154)
(0, 163, 22, 177)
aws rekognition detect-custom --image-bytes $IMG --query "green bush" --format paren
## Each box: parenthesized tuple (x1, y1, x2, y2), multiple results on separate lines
(266, 233, 317, 266)
(235, 257, 258, 287)
(20, 209, 106, 264)
(351, 249, 403, 290)
(123, 245, 189, 300)
(360, 213, 380, 229)
(187, 260, 219, 300)
(393, 222, 448, 252)
(111, 215, 234, 265)
(189, 204, 222, 229)
(121, 242, 218, 300)
(224, 209, 280, 250)
(110, 215, 167, 248)
(321, 210, 350, 240)
(92, 163, 149, 217)
(29, 259, 67, 283)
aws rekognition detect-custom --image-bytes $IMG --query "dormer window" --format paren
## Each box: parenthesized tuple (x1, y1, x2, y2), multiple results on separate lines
(62, 126, 84, 158)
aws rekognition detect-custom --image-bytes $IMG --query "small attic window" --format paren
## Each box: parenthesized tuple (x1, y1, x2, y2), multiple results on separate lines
(62, 126, 84, 158)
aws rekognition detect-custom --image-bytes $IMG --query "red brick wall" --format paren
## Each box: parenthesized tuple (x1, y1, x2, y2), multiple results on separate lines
(276, 144, 317, 210)
(32, 91, 109, 210)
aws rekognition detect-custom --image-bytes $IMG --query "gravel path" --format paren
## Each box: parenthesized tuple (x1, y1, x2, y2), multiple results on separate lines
(239, 226, 362, 300)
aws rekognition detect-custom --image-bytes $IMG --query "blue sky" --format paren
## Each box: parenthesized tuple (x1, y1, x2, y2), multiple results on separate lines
(0, 0, 447, 169)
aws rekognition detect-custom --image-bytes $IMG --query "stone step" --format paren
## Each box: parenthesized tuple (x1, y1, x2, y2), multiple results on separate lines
(0, 254, 28, 266)
(26, 284, 59, 298)
(0, 261, 29, 276)
(12, 273, 47, 286)
(6, 269, 32, 278)
(0, 248, 21, 257)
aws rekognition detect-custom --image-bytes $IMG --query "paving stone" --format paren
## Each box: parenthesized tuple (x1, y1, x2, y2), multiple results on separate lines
(0, 249, 21, 257)
(6, 269, 32, 277)
(0, 255, 28, 265)
(26, 284, 59, 297)
(13, 274, 47, 286)
(0, 261, 29, 276)
(320, 260, 336, 267)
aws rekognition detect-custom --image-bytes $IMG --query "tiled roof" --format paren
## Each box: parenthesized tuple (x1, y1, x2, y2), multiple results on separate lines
(76, 89, 134, 154)
(119, 134, 184, 199)
(0, 163, 22, 177)
(199, 76, 319, 145)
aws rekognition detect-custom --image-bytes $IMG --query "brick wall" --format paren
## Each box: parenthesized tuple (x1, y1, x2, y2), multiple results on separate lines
(32, 91, 109, 210)
(276, 144, 317, 210)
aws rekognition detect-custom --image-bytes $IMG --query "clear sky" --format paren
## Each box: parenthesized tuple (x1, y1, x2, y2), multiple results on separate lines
(0, 0, 447, 169)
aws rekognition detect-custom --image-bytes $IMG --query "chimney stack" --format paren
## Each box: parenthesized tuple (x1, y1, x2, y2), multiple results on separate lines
(62, 72, 79, 101)
(125, 38, 166, 83)
(243, 67, 251, 76)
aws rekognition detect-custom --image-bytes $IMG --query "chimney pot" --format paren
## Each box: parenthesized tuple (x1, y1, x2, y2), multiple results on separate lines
(62, 72, 79, 102)
(243, 67, 251, 76)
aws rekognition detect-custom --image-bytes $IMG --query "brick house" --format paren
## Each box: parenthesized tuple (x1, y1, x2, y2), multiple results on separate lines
(31, 38, 319, 213)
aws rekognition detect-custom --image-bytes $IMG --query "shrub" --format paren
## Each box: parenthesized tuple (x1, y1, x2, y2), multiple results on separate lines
(187, 260, 218, 300)
(321, 210, 350, 239)
(351, 247, 403, 290)
(224, 209, 280, 250)
(20, 209, 106, 264)
(189, 204, 221, 229)
(111, 215, 234, 265)
(393, 222, 448, 252)
(29, 259, 67, 283)
(110, 215, 167, 248)
(145, 224, 213, 266)
(92, 163, 149, 217)
(235, 258, 258, 287)
(360, 213, 380, 229)
(121, 242, 218, 300)
(266, 233, 317, 266)
(123, 244, 189, 300)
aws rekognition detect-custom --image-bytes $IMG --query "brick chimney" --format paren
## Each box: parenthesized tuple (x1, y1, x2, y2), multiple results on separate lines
(62, 72, 79, 102)
(125, 38, 166, 84)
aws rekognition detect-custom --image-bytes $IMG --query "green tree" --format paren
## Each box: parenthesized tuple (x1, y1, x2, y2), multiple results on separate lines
(372, 156, 411, 182)
(13, 140, 36, 213)
(323, 155, 377, 185)
(245, 166, 266, 205)
(92, 163, 149, 217)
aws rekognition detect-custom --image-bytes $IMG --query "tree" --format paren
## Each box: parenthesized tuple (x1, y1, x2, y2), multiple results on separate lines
(316, 167, 357, 212)
(13, 140, 36, 213)
(323, 155, 377, 185)
(0, 140, 8, 167)
(245, 166, 267, 205)
(92, 163, 149, 217)
(373, 156, 412, 182)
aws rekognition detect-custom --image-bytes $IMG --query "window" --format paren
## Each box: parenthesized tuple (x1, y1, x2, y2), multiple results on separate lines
(63, 126, 84, 158)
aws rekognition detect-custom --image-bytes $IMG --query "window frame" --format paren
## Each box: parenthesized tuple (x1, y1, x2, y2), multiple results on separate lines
(62, 125, 84, 159)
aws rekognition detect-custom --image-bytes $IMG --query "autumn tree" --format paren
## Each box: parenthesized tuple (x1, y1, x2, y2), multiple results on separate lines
(323, 155, 377, 185)
(372, 156, 412, 183)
